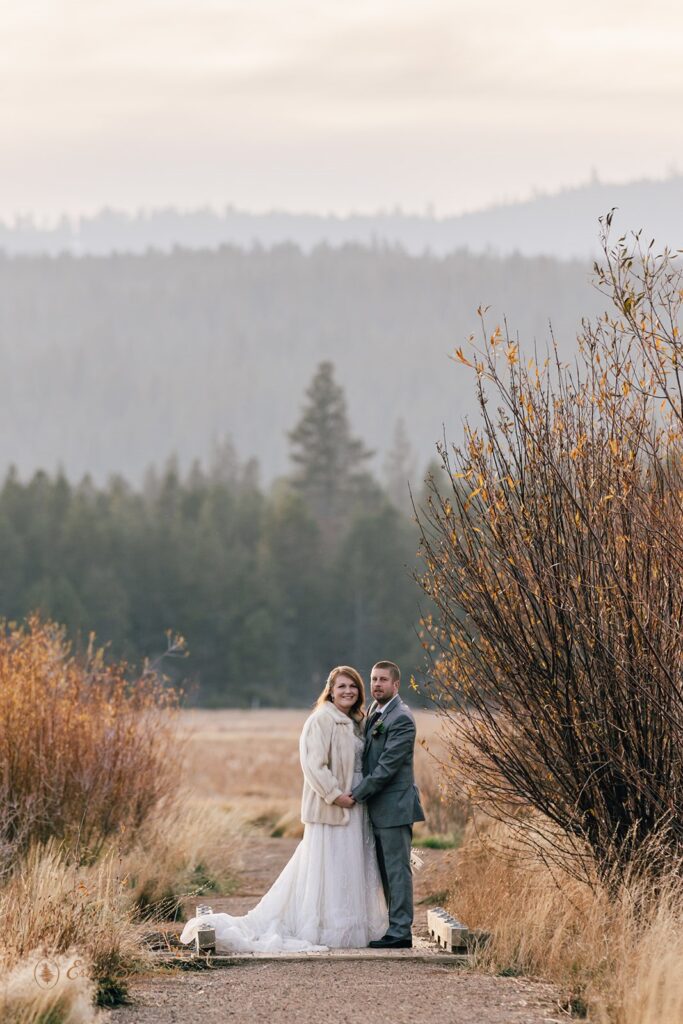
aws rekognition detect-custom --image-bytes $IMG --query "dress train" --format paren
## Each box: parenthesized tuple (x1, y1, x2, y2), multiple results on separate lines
(180, 759, 388, 952)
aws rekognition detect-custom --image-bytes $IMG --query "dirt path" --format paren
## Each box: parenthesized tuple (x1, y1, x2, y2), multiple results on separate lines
(106, 837, 562, 1024)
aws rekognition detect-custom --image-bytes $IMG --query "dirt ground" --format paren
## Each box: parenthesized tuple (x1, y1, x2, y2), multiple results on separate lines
(106, 960, 561, 1024)
(106, 836, 562, 1024)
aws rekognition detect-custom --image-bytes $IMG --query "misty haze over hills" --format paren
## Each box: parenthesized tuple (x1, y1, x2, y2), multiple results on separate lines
(4, 175, 672, 487)
(2, 176, 683, 260)
(0, 245, 604, 486)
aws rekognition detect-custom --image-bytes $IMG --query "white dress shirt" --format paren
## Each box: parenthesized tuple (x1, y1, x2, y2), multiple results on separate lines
(373, 693, 400, 718)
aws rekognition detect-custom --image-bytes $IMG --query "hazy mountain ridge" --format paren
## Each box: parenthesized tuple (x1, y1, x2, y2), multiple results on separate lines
(1, 176, 681, 259)
(0, 244, 602, 485)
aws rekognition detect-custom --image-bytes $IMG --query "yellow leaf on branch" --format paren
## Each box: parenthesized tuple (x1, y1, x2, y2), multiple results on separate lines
(453, 347, 474, 368)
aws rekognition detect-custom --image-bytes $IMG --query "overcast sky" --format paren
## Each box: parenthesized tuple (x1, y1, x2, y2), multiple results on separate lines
(2, 0, 683, 220)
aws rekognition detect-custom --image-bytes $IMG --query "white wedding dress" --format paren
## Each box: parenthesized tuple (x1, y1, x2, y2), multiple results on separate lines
(179, 732, 389, 952)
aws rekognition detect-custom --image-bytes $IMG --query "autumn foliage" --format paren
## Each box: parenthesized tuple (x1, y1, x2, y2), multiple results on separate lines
(0, 616, 180, 879)
(418, 219, 683, 879)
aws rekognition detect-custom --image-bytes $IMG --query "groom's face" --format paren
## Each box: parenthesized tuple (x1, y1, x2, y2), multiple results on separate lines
(370, 666, 399, 705)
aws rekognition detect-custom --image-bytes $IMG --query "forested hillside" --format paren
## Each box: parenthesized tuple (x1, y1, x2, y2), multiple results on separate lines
(0, 243, 601, 484)
(0, 365, 425, 704)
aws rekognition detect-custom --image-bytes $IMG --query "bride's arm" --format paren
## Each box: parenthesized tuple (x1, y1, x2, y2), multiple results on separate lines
(299, 713, 344, 805)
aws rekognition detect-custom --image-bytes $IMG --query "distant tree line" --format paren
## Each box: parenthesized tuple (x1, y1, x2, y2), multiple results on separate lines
(2, 178, 683, 258)
(0, 363, 427, 706)
(0, 241, 602, 485)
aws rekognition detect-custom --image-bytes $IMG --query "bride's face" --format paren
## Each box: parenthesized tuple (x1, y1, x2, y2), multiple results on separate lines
(330, 674, 359, 714)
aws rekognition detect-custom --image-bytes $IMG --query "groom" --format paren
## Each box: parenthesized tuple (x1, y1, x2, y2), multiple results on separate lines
(351, 660, 425, 948)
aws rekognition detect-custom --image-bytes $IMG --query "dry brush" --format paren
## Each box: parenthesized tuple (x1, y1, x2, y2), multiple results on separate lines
(417, 220, 683, 881)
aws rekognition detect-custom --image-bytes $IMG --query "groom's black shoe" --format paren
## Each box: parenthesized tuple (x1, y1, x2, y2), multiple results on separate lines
(368, 936, 412, 949)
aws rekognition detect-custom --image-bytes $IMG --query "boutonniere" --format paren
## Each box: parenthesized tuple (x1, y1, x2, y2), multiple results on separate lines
(372, 721, 386, 738)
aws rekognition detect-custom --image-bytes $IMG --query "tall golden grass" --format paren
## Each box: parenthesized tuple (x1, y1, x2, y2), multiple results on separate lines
(0, 838, 144, 1002)
(451, 821, 683, 1024)
(0, 617, 244, 1020)
(0, 794, 244, 1017)
(120, 790, 244, 917)
(0, 617, 180, 875)
(175, 706, 455, 840)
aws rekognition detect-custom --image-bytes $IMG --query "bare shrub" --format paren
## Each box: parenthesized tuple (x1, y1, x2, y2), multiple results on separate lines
(0, 616, 180, 877)
(417, 223, 683, 880)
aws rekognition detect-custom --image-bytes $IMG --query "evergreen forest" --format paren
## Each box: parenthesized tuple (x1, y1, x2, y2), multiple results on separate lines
(0, 363, 427, 705)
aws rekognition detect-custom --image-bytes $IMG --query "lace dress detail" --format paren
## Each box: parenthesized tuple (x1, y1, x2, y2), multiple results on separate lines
(353, 732, 364, 774)
(180, 727, 388, 952)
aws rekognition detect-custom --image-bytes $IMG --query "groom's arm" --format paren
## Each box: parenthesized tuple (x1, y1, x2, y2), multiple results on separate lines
(351, 716, 415, 803)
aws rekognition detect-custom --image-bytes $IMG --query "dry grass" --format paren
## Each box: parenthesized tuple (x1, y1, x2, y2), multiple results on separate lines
(175, 706, 452, 839)
(176, 709, 310, 834)
(118, 790, 244, 918)
(0, 656, 448, 1020)
(0, 949, 100, 1024)
(0, 617, 180, 877)
(0, 837, 146, 1009)
(414, 755, 469, 847)
(0, 740, 245, 1014)
(0, 617, 246, 1017)
(449, 820, 683, 1024)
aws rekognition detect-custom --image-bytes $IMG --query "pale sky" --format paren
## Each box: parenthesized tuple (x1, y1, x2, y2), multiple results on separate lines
(2, 0, 683, 220)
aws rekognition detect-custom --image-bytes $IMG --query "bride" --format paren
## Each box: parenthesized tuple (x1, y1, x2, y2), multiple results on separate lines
(179, 666, 389, 952)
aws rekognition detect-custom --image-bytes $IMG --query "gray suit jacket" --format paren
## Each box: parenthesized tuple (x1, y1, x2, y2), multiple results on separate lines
(351, 697, 426, 828)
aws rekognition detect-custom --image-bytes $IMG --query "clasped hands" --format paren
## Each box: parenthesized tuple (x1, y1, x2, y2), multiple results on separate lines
(333, 793, 356, 808)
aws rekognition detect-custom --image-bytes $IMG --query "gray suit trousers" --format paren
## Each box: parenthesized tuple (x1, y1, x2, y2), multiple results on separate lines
(373, 824, 413, 940)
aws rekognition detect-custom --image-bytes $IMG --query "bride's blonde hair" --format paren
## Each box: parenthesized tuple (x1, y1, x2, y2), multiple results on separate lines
(315, 666, 366, 721)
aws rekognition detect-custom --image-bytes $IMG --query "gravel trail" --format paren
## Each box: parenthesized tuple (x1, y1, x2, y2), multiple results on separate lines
(105, 837, 561, 1024)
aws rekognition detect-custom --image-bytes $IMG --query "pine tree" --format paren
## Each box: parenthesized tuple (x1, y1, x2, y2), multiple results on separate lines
(288, 361, 374, 545)
(258, 487, 323, 702)
(331, 502, 422, 673)
(384, 417, 417, 514)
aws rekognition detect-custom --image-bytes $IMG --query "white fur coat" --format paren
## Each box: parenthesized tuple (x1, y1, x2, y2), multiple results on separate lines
(299, 700, 358, 825)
